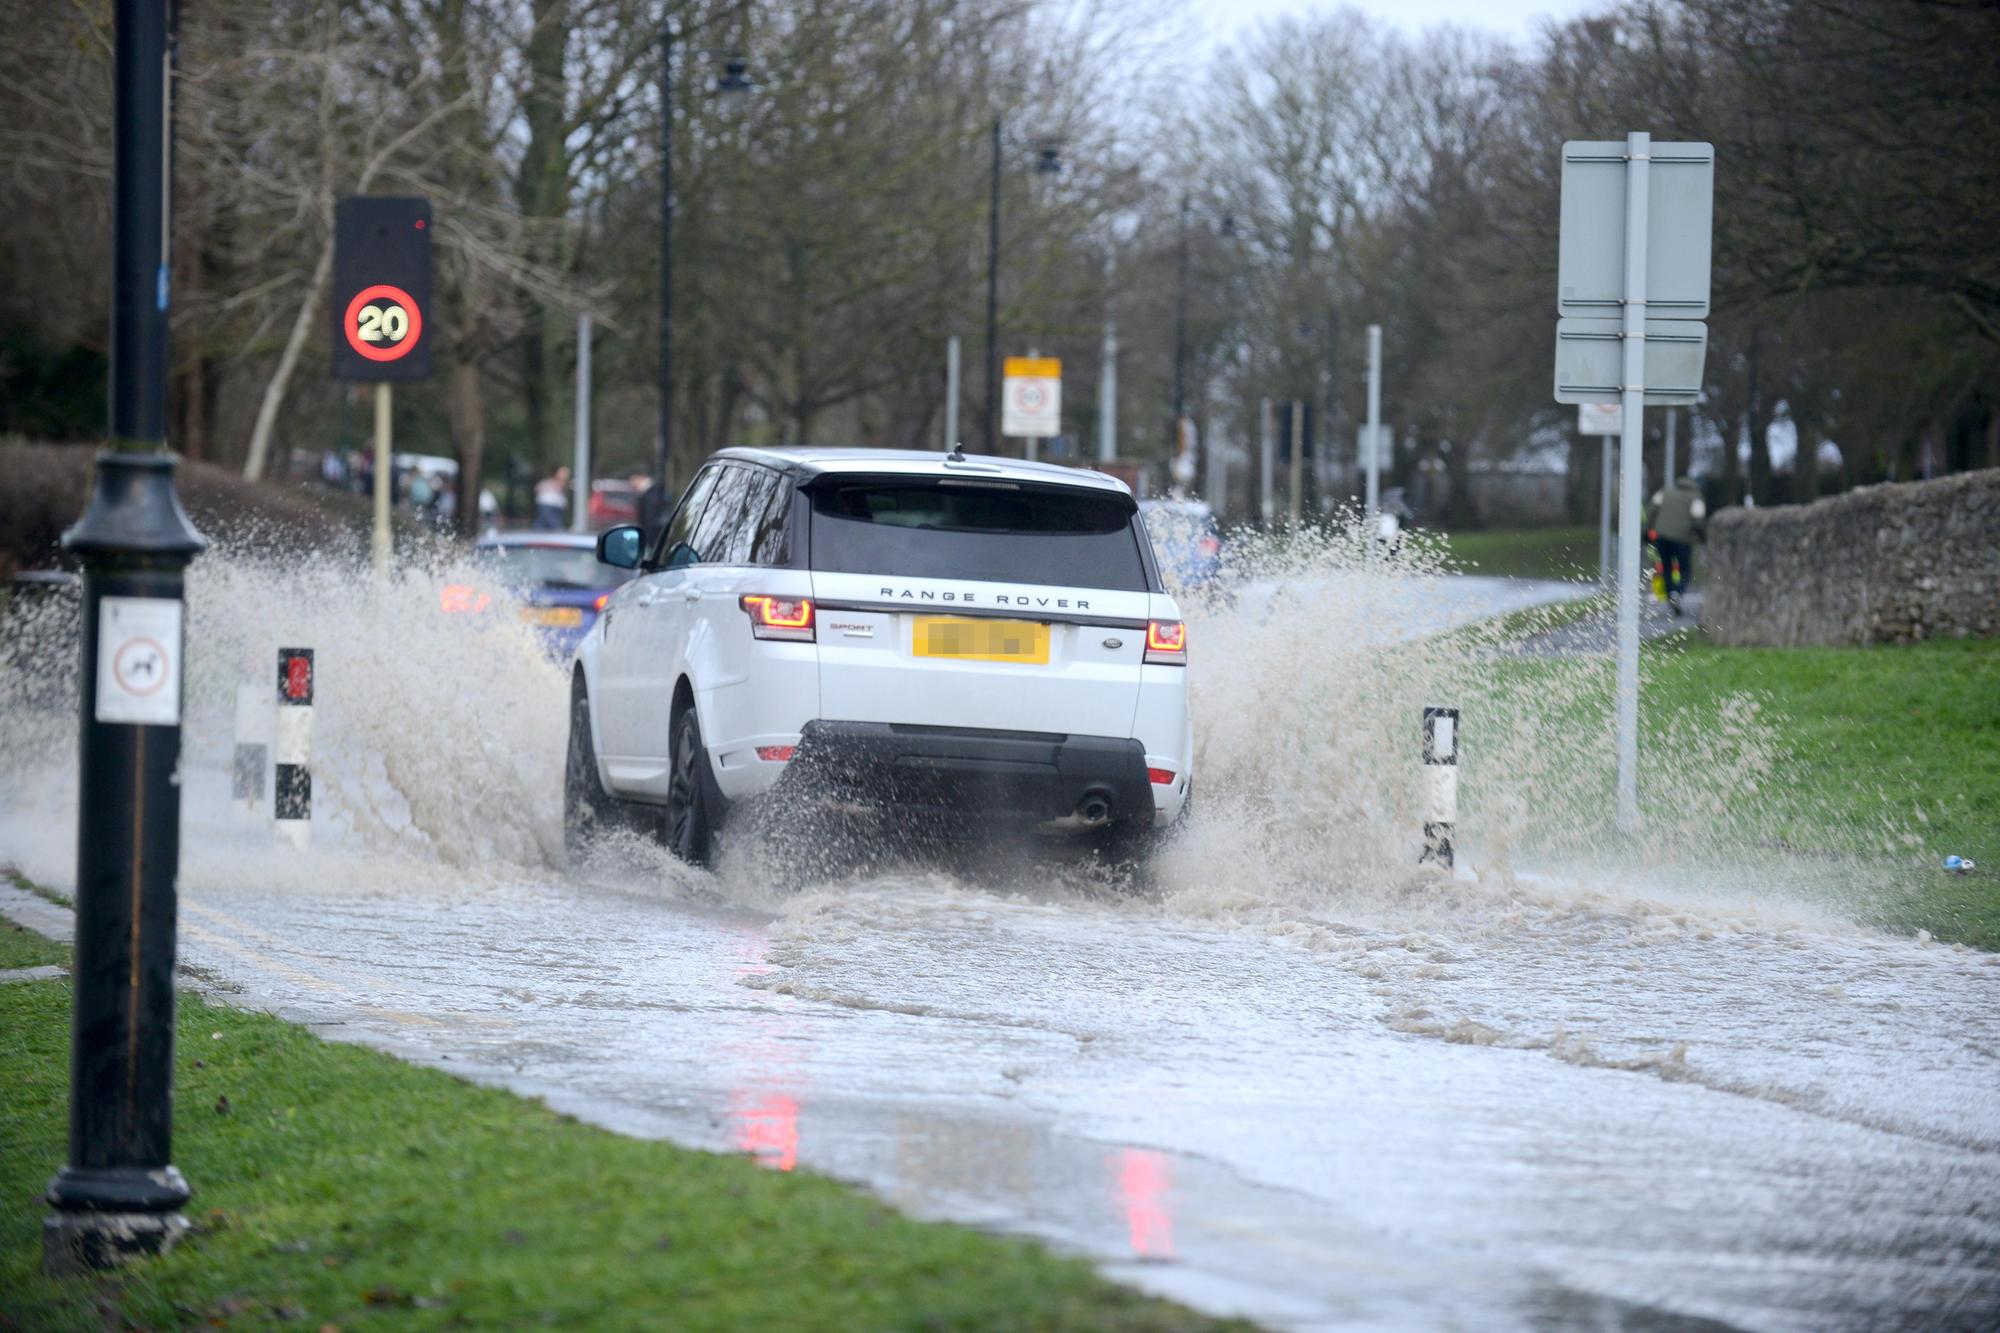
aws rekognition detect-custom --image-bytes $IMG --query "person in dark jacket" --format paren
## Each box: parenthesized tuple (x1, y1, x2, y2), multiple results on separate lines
(1646, 474, 1707, 615)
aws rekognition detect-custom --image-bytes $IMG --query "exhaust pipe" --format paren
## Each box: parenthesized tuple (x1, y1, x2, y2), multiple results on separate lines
(1076, 791, 1114, 827)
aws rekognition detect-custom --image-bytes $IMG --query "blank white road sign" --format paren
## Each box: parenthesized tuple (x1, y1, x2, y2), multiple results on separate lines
(1002, 357, 1061, 438)
(95, 595, 183, 726)
(1579, 403, 1624, 435)
(1355, 423, 1393, 468)
(1558, 140, 1714, 320)
(1554, 317, 1708, 405)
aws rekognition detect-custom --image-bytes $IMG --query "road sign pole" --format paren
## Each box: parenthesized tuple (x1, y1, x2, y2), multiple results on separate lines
(1665, 405, 1677, 485)
(944, 335, 960, 450)
(46, 0, 205, 1274)
(1365, 323, 1383, 518)
(1615, 130, 1650, 831)
(1099, 249, 1117, 465)
(572, 312, 592, 533)
(1258, 398, 1275, 526)
(372, 384, 392, 575)
(1598, 436, 1614, 586)
(1203, 381, 1226, 513)
(1287, 402, 1305, 526)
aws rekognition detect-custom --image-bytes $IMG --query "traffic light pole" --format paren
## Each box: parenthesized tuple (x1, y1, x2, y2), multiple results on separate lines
(46, 0, 205, 1274)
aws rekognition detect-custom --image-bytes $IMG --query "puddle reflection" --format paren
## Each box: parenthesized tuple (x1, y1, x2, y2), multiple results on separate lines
(731, 1090, 800, 1171)
(1113, 1147, 1175, 1259)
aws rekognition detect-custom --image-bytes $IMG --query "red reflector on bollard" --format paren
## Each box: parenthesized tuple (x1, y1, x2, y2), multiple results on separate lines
(278, 648, 314, 705)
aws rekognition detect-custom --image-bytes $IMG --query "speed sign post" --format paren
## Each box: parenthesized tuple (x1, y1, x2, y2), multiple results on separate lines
(333, 196, 433, 573)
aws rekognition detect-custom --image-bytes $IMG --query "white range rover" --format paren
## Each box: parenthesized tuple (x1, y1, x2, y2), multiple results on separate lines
(565, 446, 1193, 868)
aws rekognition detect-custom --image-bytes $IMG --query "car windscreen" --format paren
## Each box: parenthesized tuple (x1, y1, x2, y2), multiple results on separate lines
(808, 479, 1148, 591)
(477, 544, 629, 590)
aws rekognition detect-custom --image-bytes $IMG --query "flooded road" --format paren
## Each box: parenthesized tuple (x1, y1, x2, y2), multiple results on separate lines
(4, 555, 1997, 1328)
(57, 847, 1992, 1331)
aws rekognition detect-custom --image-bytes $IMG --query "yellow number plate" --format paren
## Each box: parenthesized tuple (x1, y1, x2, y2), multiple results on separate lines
(524, 606, 584, 628)
(912, 617, 1049, 663)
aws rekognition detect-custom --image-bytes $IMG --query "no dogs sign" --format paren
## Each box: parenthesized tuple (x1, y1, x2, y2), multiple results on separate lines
(95, 596, 183, 727)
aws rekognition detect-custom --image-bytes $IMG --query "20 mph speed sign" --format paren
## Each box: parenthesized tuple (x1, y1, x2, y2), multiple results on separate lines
(333, 196, 433, 381)
(344, 284, 423, 363)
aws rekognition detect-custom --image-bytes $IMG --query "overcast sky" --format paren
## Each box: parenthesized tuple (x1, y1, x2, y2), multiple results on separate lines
(1191, 0, 1604, 51)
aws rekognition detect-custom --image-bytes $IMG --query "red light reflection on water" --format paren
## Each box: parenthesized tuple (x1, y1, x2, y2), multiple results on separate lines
(1113, 1148, 1174, 1258)
(731, 1091, 800, 1171)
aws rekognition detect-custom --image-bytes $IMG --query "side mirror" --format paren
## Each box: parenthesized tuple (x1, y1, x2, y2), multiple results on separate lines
(596, 525, 644, 570)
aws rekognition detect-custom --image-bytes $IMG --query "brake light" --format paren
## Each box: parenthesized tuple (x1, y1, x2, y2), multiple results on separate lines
(741, 594, 815, 642)
(440, 584, 491, 614)
(594, 592, 611, 611)
(1146, 766, 1176, 786)
(756, 745, 797, 762)
(1144, 619, 1186, 664)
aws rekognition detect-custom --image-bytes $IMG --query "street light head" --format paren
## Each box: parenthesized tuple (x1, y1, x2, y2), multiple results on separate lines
(714, 56, 755, 105)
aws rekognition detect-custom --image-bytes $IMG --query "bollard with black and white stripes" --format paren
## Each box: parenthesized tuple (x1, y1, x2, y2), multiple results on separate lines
(275, 647, 313, 847)
(1420, 706, 1458, 869)
(232, 684, 267, 814)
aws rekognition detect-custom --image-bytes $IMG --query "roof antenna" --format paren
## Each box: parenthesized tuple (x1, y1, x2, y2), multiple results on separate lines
(946, 441, 967, 462)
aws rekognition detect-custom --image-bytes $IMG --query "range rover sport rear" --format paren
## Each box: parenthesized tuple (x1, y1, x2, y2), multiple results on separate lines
(568, 448, 1193, 868)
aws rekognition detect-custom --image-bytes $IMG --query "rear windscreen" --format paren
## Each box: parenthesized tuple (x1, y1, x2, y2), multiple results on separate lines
(808, 480, 1149, 591)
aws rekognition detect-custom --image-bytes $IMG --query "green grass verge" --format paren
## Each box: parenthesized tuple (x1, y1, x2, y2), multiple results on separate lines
(1493, 636, 1999, 948)
(1657, 637, 1998, 945)
(1, 961, 1242, 1331)
(0, 920, 66, 971)
(1443, 525, 1596, 582)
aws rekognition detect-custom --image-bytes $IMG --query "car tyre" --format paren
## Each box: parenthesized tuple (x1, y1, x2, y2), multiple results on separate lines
(1093, 818, 1165, 876)
(565, 676, 657, 863)
(667, 705, 719, 869)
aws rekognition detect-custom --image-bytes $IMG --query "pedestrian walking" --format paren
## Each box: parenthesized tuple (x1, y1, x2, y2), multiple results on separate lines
(1646, 473, 1707, 616)
(533, 465, 571, 530)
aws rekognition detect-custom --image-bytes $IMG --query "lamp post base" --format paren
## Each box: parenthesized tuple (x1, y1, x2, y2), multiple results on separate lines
(43, 1208, 190, 1276)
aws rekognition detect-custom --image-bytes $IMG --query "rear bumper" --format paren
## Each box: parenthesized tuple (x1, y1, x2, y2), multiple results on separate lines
(777, 721, 1156, 829)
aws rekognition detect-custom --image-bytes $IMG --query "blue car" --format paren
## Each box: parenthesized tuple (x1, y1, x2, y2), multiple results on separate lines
(1138, 499, 1223, 595)
(466, 532, 637, 658)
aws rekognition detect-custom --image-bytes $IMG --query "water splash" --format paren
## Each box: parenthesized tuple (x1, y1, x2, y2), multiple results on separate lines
(0, 514, 1931, 934)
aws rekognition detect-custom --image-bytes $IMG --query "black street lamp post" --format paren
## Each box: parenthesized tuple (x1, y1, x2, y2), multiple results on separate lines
(44, 0, 206, 1274)
(658, 28, 754, 492)
(1172, 192, 1191, 445)
(984, 116, 1002, 455)
(1171, 201, 1235, 490)
(657, 20, 675, 489)
(982, 118, 1061, 455)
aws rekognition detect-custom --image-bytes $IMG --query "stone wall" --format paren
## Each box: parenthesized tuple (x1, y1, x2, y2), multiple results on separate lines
(1700, 469, 2000, 646)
